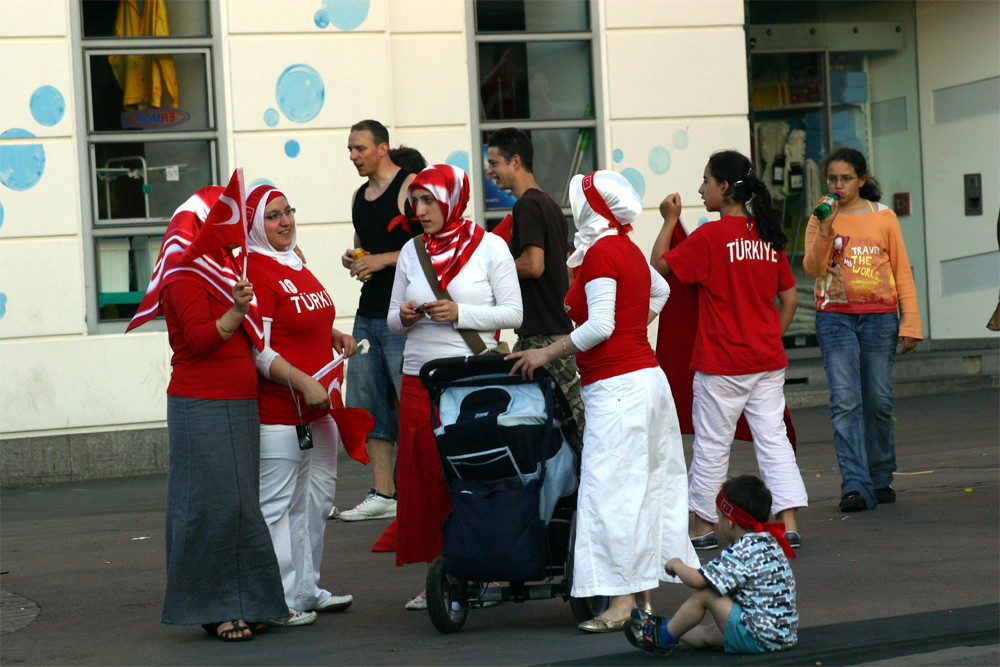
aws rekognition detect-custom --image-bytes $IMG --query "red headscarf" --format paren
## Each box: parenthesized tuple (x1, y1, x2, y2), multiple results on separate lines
(407, 164, 485, 291)
(716, 490, 796, 559)
(126, 185, 264, 348)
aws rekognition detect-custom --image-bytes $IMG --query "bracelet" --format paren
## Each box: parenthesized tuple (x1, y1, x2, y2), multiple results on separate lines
(217, 319, 235, 334)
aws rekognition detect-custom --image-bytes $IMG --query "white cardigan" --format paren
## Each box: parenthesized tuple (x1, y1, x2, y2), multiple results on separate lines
(388, 233, 523, 376)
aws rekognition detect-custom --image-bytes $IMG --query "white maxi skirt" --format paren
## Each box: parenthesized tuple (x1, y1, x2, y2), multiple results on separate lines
(571, 366, 699, 597)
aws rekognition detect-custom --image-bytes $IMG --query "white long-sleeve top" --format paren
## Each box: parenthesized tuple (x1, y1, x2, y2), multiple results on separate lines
(388, 233, 523, 376)
(569, 265, 669, 352)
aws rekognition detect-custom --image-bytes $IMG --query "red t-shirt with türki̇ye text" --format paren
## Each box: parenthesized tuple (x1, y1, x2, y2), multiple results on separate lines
(664, 215, 795, 375)
(247, 255, 336, 425)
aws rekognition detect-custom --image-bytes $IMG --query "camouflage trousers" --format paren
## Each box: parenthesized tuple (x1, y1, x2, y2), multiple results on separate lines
(514, 334, 586, 436)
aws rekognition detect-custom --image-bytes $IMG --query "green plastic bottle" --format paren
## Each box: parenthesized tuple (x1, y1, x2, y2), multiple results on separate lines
(813, 192, 841, 220)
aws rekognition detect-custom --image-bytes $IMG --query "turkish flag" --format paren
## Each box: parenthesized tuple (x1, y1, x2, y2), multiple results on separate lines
(181, 168, 247, 265)
(312, 357, 375, 465)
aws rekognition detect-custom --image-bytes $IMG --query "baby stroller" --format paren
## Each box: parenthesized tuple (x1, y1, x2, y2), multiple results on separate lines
(419, 354, 607, 634)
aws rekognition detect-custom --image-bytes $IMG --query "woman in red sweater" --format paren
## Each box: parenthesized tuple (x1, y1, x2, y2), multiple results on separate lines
(155, 187, 287, 641)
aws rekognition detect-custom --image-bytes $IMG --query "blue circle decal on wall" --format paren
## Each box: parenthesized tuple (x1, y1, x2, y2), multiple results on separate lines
(249, 178, 276, 190)
(322, 0, 370, 31)
(620, 168, 645, 198)
(285, 140, 301, 158)
(0, 293, 6, 319)
(648, 146, 671, 175)
(0, 129, 45, 191)
(264, 108, 279, 127)
(612, 149, 624, 163)
(445, 150, 470, 177)
(0, 200, 4, 228)
(314, 9, 331, 28)
(276, 64, 325, 123)
(698, 216, 709, 227)
(673, 129, 690, 150)
(30, 86, 65, 127)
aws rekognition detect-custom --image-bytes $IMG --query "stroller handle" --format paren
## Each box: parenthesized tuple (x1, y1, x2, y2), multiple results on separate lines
(419, 354, 555, 390)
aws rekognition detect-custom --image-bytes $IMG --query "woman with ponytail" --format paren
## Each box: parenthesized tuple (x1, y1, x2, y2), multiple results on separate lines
(651, 149, 808, 550)
(803, 147, 921, 513)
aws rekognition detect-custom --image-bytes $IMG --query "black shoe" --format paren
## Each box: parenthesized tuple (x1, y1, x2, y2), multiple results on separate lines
(875, 486, 896, 504)
(839, 491, 866, 512)
(690, 531, 718, 550)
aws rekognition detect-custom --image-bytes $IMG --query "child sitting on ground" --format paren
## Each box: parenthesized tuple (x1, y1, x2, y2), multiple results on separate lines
(624, 474, 798, 655)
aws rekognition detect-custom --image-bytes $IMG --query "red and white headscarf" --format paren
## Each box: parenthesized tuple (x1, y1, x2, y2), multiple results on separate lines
(567, 170, 643, 268)
(407, 164, 485, 291)
(245, 184, 303, 271)
(126, 185, 264, 348)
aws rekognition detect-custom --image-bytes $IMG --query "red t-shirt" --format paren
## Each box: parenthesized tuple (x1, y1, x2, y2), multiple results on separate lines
(664, 216, 795, 375)
(248, 256, 336, 425)
(163, 279, 258, 399)
(565, 235, 659, 385)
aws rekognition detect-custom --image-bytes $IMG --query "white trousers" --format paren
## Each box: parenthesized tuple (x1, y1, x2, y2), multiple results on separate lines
(259, 414, 339, 611)
(688, 370, 808, 522)
(572, 366, 700, 597)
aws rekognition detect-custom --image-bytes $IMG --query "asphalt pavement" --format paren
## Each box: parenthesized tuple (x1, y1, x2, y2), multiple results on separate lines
(1, 388, 997, 666)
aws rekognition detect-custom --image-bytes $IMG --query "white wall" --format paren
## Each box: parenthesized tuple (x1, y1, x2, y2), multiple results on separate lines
(915, 1, 1000, 339)
(600, 0, 750, 248)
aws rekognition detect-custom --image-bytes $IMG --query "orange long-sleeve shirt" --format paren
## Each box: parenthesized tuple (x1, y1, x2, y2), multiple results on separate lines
(803, 204, 922, 340)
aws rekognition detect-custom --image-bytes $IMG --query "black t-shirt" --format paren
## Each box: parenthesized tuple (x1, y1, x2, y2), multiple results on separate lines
(509, 188, 573, 337)
(351, 169, 419, 318)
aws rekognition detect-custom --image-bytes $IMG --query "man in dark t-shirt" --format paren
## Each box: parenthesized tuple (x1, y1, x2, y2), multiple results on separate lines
(336, 119, 417, 522)
(486, 127, 584, 430)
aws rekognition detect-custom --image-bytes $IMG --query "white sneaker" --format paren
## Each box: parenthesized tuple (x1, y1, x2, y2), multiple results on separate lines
(266, 607, 317, 627)
(327, 505, 339, 520)
(337, 489, 396, 521)
(314, 593, 353, 613)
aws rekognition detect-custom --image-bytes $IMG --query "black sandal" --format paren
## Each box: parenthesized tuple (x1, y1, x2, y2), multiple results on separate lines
(201, 619, 253, 642)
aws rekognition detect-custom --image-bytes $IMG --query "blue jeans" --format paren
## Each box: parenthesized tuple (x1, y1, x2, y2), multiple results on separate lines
(815, 311, 899, 508)
(345, 315, 406, 443)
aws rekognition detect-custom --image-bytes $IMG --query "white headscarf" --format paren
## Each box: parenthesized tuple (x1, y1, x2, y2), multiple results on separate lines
(567, 170, 643, 268)
(245, 184, 303, 270)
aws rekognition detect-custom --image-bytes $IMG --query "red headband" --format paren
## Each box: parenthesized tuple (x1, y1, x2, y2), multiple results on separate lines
(716, 490, 796, 559)
(582, 173, 632, 234)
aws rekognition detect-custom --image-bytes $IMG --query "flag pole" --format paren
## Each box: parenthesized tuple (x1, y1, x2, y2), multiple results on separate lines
(236, 167, 248, 280)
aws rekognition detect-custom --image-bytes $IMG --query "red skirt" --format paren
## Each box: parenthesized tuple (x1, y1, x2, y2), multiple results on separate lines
(395, 374, 451, 566)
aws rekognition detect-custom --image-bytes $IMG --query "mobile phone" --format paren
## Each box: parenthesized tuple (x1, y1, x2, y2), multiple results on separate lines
(296, 423, 313, 450)
(415, 303, 426, 315)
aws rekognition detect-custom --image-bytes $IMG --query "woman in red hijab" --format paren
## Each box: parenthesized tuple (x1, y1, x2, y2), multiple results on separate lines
(387, 165, 522, 610)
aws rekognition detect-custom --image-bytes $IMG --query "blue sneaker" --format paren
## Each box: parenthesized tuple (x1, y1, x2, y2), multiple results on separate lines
(623, 609, 676, 656)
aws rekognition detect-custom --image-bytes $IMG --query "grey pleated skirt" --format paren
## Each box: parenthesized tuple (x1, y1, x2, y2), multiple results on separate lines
(161, 396, 287, 625)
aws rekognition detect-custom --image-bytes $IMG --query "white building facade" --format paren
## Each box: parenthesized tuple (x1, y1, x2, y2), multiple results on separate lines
(1, 0, 997, 486)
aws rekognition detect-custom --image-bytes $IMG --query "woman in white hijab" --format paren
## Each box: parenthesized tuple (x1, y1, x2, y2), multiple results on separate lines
(509, 170, 699, 632)
(245, 184, 357, 626)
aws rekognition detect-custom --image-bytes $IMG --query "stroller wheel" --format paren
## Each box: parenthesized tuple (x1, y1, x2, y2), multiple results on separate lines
(426, 556, 468, 634)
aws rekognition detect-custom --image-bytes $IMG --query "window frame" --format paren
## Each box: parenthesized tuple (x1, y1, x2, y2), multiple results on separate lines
(466, 0, 605, 226)
(72, 1, 226, 332)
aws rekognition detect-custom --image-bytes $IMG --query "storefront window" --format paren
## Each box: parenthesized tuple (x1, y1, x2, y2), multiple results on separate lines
(80, 0, 217, 323)
(472, 0, 597, 224)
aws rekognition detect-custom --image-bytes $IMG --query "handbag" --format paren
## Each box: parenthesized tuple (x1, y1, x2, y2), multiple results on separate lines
(413, 240, 510, 355)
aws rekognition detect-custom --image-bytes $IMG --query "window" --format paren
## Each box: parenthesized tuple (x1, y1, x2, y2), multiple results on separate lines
(470, 0, 599, 224)
(78, 0, 219, 324)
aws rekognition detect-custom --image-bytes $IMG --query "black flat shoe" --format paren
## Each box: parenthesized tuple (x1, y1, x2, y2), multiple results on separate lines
(839, 491, 866, 513)
(875, 486, 896, 504)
